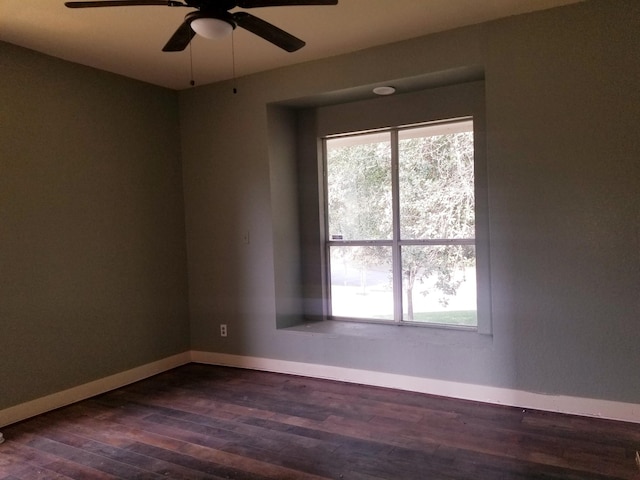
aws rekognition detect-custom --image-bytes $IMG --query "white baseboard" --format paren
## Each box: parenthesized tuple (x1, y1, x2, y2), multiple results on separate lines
(0, 352, 191, 428)
(3, 350, 638, 429)
(192, 351, 640, 424)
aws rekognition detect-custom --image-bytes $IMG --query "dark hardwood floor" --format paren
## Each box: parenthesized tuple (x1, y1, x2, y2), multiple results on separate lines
(1, 364, 639, 479)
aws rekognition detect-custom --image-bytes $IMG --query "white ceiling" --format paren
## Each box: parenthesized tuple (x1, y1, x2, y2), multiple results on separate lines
(1, 0, 582, 91)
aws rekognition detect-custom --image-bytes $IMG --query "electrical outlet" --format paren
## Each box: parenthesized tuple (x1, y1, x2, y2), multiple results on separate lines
(220, 324, 227, 337)
(635, 450, 639, 471)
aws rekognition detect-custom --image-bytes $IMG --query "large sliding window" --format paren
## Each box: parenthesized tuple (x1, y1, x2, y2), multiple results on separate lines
(324, 118, 477, 328)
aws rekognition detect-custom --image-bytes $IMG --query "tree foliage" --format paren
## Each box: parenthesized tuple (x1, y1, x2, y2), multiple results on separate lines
(327, 138, 392, 241)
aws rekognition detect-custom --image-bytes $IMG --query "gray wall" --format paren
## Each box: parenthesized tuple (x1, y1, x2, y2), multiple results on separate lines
(1, 0, 638, 413)
(181, 0, 640, 403)
(0, 42, 190, 410)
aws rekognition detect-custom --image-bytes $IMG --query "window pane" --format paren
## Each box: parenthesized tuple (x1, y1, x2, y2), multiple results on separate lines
(401, 245, 477, 327)
(329, 245, 393, 319)
(326, 132, 392, 240)
(399, 121, 475, 240)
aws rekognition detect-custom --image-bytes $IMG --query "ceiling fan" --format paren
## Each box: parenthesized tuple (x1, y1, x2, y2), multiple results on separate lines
(64, 0, 338, 53)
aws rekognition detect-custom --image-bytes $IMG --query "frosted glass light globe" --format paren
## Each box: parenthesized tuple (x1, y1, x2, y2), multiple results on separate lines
(191, 17, 233, 39)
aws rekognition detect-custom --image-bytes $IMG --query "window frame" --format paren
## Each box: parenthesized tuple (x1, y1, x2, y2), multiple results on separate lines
(322, 118, 479, 330)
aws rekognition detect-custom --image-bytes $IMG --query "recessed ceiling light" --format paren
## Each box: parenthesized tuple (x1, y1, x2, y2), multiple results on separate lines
(373, 86, 396, 96)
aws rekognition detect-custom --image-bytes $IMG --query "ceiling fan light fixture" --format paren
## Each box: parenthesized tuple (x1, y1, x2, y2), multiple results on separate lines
(64, 0, 338, 53)
(190, 17, 234, 40)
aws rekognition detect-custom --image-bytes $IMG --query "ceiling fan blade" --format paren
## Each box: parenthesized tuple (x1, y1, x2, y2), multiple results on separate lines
(162, 20, 196, 51)
(64, 1, 172, 7)
(237, 0, 337, 7)
(233, 11, 304, 52)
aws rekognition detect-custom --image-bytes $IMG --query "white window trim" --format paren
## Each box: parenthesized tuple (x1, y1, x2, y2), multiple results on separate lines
(322, 118, 482, 331)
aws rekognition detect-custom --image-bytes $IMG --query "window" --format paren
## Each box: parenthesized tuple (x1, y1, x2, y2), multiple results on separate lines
(324, 119, 478, 329)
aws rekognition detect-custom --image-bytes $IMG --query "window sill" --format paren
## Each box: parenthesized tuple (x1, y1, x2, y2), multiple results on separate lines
(282, 318, 492, 347)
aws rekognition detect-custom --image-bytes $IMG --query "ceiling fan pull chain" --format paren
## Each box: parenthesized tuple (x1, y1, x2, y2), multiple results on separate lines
(232, 30, 237, 94)
(189, 41, 195, 87)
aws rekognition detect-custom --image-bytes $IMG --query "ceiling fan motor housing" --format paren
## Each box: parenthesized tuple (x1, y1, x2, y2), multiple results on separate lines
(184, 0, 239, 9)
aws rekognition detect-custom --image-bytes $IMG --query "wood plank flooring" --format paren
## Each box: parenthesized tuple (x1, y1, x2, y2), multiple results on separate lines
(1, 363, 639, 479)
